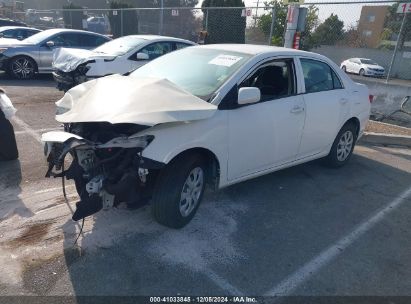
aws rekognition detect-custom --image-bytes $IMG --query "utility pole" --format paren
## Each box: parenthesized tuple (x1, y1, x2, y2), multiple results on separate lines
(253, 0, 260, 27)
(159, 0, 164, 35)
(386, 12, 407, 83)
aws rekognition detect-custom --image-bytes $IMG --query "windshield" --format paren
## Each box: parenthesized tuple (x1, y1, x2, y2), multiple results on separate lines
(130, 48, 251, 100)
(24, 30, 56, 44)
(94, 36, 147, 56)
(360, 59, 378, 65)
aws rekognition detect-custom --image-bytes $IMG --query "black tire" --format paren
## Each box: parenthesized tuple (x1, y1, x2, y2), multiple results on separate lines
(0, 109, 18, 161)
(359, 69, 365, 76)
(323, 122, 357, 168)
(342, 66, 346, 72)
(151, 153, 206, 228)
(8, 56, 36, 79)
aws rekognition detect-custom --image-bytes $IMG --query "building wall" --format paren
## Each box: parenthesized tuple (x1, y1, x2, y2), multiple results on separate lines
(358, 6, 389, 48)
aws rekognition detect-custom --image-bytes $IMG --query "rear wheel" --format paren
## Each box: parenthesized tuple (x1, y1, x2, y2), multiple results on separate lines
(151, 153, 206, 228)
(9, 56, 36, 79)
(324, 123, 357, 168)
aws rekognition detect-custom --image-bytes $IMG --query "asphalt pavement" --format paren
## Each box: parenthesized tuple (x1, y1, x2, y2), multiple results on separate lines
(0, 73, 411, 300)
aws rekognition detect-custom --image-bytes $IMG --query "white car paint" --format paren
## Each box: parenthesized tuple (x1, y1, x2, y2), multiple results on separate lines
(42, 45, 371, 226)
(340, 57, 385, 77)
(44, 45, 370, 190)
(52, 35, 196, 78)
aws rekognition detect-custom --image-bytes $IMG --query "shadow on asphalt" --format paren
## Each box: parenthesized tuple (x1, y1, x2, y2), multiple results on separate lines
(0, 72, 55, 88)
(59, 147, 411, 296)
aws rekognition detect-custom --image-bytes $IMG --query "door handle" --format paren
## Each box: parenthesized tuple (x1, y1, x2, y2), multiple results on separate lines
(290, 105, 304, 113)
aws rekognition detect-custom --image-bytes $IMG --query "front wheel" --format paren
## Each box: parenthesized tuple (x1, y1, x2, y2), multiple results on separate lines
(323, 123, 357, 168)
(9, 56, 36, 79)
(359, 69, 365, 76)
(151, 153, 206, 228)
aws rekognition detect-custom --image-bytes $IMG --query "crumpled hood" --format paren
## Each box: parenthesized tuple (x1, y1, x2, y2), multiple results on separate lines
(53, 48, 117, 72)
(56, 75, 217, 126)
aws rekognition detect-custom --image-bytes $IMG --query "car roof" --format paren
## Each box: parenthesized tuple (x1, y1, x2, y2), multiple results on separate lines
(0, 26, 40, 31)
(195, 44, 319, 57)
(40, 28, 109, 37)
(124, 34, 195, 44)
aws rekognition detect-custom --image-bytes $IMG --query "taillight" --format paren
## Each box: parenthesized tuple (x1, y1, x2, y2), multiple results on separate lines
(369, 95, 374, 103)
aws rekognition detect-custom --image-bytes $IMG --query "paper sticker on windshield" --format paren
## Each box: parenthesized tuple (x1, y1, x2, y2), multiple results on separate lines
(208, 55, 242, 67)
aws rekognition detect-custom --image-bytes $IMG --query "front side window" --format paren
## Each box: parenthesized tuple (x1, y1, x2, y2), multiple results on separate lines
(140, 42, 173, 60)
(301, 58, 343, 93)
(240, 59, 295, 101)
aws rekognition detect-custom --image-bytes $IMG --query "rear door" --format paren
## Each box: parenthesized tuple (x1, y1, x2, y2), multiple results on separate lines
(296, 57, 348, 159)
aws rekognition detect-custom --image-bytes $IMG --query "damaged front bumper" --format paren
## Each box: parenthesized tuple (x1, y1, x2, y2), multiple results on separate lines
(42, 131, 163, 221)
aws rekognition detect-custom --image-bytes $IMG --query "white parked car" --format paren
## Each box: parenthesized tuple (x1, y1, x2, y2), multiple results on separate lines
(340, 58, 385, 77)
(42, 45, 371, 228)
(52, 35, 196, 91)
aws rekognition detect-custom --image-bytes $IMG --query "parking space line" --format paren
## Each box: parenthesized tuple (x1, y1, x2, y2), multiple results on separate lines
(205, 270, 243, 295)
(34, 185, 75, 194)
(11, 116, 42, 143)
(265, 185, 411, 296)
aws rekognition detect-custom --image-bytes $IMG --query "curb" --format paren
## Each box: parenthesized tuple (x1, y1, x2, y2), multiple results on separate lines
(360, 132, 411, 147)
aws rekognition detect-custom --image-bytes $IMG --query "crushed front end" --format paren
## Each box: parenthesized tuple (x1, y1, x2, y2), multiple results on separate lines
(53, 62, 93, 92)
(42, 122, 164, 221)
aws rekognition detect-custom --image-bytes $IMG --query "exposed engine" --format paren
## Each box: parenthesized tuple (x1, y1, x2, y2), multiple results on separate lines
(45, 122, 163, 221)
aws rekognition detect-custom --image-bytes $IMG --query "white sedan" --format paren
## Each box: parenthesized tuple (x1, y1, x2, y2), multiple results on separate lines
(42, 45, 371, 228)
(340, 58, 385, 77)
(52, 35, 195, 91)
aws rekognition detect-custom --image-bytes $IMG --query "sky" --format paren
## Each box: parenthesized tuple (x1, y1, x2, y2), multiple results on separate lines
(197, 0, 398, 29)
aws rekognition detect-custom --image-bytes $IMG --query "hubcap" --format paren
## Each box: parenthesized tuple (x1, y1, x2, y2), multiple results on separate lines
(179, 167, 204, 217)
(12, 58, 34, 78)
(337, 130, 354, 162)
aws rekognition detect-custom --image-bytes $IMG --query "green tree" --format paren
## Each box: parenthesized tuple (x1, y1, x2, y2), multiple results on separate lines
(382, 3, 411, 50)
(310, 13, 344, 46)
(299, 5, 320, 50)
(202, 0, 246, 44)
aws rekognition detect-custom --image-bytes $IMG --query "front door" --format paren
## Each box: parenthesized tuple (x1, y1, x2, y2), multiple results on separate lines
(226, 58, 306, 180)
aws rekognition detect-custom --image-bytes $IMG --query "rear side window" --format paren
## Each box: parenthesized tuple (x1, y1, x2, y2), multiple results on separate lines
(300, 58, 343, 93)
(79, 34, 108, 47)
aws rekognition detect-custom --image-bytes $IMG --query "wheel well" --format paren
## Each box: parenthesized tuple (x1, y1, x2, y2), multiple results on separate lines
(169, 148, 220, 189)
(8, 55, 38, 72)
(344, 117, 360, 138)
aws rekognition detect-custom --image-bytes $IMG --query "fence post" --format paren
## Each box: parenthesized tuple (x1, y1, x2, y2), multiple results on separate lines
(205, 9, 209, 32)
(268, 7, 276, 45)
(159, 0, 164, 35)
(121, 9, 124, 37)
(386, 12, 407, 83)
(70, 10, 73, 29)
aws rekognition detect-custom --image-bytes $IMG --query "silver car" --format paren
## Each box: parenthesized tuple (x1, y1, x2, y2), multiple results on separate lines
(0, 28, 110, 79)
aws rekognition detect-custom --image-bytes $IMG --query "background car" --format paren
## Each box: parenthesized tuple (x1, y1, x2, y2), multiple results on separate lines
(0, 26, 41, 41)
(340, 58, 385, 77)
(0, 29, 111, 79)
(52, 35, 195, 91)
(0, 18, 27, 27)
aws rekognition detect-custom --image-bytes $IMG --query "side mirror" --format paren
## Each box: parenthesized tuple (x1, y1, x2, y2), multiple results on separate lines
(238, 87, 261, 105)
(136, 52, 149, 60)
(46, 40, 55, 48)
(17, 36, 23, 40)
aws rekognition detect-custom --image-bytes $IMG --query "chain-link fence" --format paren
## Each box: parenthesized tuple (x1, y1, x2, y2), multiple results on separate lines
(6, 2, 411, 80)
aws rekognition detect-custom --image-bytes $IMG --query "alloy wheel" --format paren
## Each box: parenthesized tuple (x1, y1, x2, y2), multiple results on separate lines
(179, 167, 204, 217)
(12, 58, 34, 79)
(336, 130, 354, 162)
